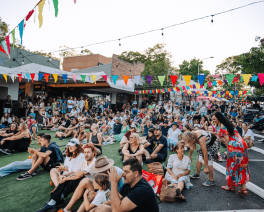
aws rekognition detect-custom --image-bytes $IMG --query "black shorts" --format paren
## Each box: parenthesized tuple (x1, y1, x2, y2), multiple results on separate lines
(145, 148, 167, 162)
(40, 158, 55, 172)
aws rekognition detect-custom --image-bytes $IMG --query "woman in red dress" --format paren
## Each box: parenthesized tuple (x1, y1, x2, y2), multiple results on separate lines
(212, 112, 250, 195)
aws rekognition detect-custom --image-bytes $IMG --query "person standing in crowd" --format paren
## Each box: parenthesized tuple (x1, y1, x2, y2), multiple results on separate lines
(78, 97, 85, 113)
(192, 98, 200, 111)
(67, 96, 74, 113)
(212, 112, 250, 194)
(143, 125, 167, 164)
(3, 95, 12, 117)
(220, 101, 228, 116)
(211, 101, 218, 113)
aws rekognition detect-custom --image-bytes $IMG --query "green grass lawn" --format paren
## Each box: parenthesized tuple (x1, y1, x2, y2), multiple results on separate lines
(0, 130, 226, 212)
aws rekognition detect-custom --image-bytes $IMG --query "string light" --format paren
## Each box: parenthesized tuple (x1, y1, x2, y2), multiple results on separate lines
(119, 39, 121, 47)
(81, 46, 83, 53)
(211, 15, 214, 23)
(161, 28, 164, 37)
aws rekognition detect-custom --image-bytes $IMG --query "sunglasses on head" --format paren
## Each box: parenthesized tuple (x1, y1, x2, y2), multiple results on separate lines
(129, 137, 134, 139)
(69, 140, 78, 144)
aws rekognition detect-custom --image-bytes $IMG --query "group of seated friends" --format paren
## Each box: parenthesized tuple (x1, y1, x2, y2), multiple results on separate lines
(0, 97, 258, 212)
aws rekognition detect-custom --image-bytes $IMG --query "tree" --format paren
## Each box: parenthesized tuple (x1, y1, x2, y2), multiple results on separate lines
(0, 17, 9, 43)
(178, 58, 210, 76)
(119, 43, 178, 89)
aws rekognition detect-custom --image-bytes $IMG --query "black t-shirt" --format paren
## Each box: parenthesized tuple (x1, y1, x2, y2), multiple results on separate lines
(212, 104, 218, 111)
(65, 119, 71, 128)
(40, 144, 57, 163)
(220, 105, 228, 113)
(120, 178, 159, 212)
(161, 125, 170, 137)
(113, 123, 123, 134)
(149, 135, 167, 156)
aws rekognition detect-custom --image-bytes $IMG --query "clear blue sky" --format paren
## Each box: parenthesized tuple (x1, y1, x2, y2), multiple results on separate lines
(1, 0, 263, 73)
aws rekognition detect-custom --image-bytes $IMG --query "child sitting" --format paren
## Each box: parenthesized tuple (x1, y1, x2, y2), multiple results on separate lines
(193, 119, 200, 130)
(79, 173, 111, 212)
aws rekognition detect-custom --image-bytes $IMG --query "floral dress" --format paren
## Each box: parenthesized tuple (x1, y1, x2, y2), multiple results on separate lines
(165, 154, 193, 189)
(113, 125, 129, 142)
(219, 126, 250, 188)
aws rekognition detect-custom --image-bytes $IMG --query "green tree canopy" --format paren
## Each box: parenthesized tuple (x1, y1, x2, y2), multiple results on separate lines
(0, 17, 9, 43)
(178, 58, 210, 76)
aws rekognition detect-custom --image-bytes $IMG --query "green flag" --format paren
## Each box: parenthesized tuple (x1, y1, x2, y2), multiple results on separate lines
(53, 0, 59, 17)
(80, 75, 86, 83)
(226, 74, 235, 85)
(11, 29, 15, 49)
(204, 83, 208, 88)
(157, 76, 166, 86)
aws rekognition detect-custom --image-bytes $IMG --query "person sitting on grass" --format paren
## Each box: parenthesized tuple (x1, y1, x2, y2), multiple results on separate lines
(74, 125, 90, 145)
(100, 116, 114, 136)
(50, 138, 84, 193)
(30, 119, 38, 140)
(0, 122, 19, 142)
(95, 158, 159, 212)
(0, 133, 45, 178)
(88, 124, 102, 156)
(143, 125, 168, 164)
(119, 124, 137, 148)
(122, 133, 145, 165)
(37, 143, 97, 212)
(45, 114, 59, 130)
(56, 118, 80, 140)
(57, 155, 124, 212)
(0, 123, 32, 155)
(165, 142, 193, 201)
(58, 114, 72, 132)
(17, 134, 63, 180)
(77, 173, 111, 212)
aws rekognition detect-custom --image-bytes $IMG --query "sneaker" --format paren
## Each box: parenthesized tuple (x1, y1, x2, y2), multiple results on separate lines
(58, 208, 71, 212)
(0, 149, 11, 155)
(61, 136, 66, 140)
(17, 172, 32, 181)
(36, 203, 56, 212)
(218, 154, 223, 162)
(32, 170, 37, 176)
(190, 173, 200, 179)
(203, 180, 215, 186)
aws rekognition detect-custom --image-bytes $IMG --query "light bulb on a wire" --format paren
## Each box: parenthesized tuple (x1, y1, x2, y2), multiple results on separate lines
(161, 28, 164, 38)
(211, 15, 214, 25)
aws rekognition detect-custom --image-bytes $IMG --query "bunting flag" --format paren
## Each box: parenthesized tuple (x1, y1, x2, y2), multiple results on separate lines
(17, 74, 22, 82)
(62, 74, 67, 83)
(1, 41, 10, 59)
(43, 73, 49, 82)
(223, 79, 228, 84)
(26, 10, 34, 21)
(11, 29, 15, 49)
(157, 76, 166, 86)
(218, 80, 222, 85)
(3, 74, 7, 82)
(71, 74, 76, 82)
(183, 75, 191, 86)
(38, 73, 43, 80)
(18, 20, 24, 45)
(53, 0, 59, 17)
(101, 75, 107, 82)
(241, 74, 251, 86)
(52, 74, 58, 83)
(193, 84, 196, 89)
(30, 73, 35, 82)
(145, 75, 153, 86)
(170, 75, 178, 87)
(212, 74, 220, 78)
(213, 81, 217, 86)
(251, 75, 258, 82)
(89, 75, 96, 84)
(134, 76, 140, 85)
(226, 74, 235, 85)
(258, 73, 264, 86)
(38, 0, 46, 28)
(112, 75, 118, 85)
(9, 74, 15, 83)
(197, 75, 206, 85)
(204, 83, 208, 88)
(25, 73, 30, 82)
(80, 75, 86, 83)
(0, 44, 6, 54)
(208, 82, 212, 87)
(233, 77, 238, 83)
(5, 35, 10, 54)
(74, 0, 77, 3)
(122, 76, 129, 85)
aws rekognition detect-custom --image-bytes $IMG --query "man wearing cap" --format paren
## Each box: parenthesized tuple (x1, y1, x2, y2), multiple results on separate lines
(38, 143, 97, 212)
(113, 118, 123, 135)
(143, 125, 167, 164)
(58, 156, 124, 212)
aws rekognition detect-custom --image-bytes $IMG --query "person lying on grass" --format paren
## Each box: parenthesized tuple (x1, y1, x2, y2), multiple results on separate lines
(17, 134, 63, 180)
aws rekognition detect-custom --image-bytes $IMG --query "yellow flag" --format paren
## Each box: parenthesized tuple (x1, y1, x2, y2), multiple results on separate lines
(241, 74, 251, 86)
(52, 74, 58, 83)
(196, 84, 200, 89)
(90, 75, 97, 84)
(183, 75, 192, 86)
(38, 0, 46, 28)
(239, 91, 242, 95)
(3, 74, 7, 82)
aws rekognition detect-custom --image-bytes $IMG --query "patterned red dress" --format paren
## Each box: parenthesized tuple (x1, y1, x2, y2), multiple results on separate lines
(219, 127, 250, 188)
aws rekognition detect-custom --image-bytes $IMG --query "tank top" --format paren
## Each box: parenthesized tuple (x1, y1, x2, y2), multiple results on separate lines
(5, 99, 11, 108)
(91, 133, 101, 151)
(186, 105, 190, 111)
(128, 143, 140, 154)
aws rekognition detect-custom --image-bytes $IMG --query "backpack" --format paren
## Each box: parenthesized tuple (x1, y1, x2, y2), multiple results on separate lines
(49, 142, 64, 164)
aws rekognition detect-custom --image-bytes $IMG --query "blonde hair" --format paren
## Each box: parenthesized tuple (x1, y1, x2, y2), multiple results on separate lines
(131, 133, 140, 145)
(183, 131, 197, 150)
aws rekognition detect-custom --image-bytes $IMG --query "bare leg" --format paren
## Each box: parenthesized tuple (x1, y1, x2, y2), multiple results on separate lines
(77, 203, 86, 212)
(196, 161, 203, 175)
(101, 126, 109, 135)
(64, 130, 73, 138)
(50, 168, 60, 187)
(31, 153, 38, 167)
(28, 156, 47, 174)
(135, 155, 143, 165)
(32, 126, 37, 139)
(55, 132, 63, 137)
(64, 178, 94, 211)
(94, 205, 112, 212)
(208, 165, 214, 181)
(96, 148, 101, 156)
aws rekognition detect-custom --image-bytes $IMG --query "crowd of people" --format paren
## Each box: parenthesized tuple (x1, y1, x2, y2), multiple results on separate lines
(0, 94, 260, 211)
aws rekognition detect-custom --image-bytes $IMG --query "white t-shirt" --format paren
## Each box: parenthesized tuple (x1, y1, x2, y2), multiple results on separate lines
(91, 189, 111, 206)
(242, 129, 254, 140)
(182, 118, 187, 125)
(168, 128, 181, 142)
(70, 110, 77, 117)
(76, 158, 96, 177)
(108, 120, 115, 129)
(68, 100, 73, 109)
(64, 153, 85, 173)
(194, 124, 201, 129)
(79, 100, 85, 108)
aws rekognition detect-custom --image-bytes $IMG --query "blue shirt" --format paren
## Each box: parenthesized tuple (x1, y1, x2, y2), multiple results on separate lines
(254, 117, 262, 122)
(230, 112, 238, 117)
(161, 125, 171, 137)
(104, 102, 110, 109)
(29, 113, 36, 120)
(109, 166, 124, 192)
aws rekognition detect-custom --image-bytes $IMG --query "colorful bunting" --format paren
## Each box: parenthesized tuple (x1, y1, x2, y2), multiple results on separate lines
(25, 73, 30, 82)
(258, 73, 264, 86)
(38, 0, 46, 28)
(170, 75, 178, 87)
(197, 75, 206, 85)
(26, 10, 34, 21)
(157, 76, 166, 86)
(134, 76, 140, 86)
(112, 75, 118, 85)
(17, 74, 22, 82)
(218, 80, 222, 85)
(5, 35, 10, 54)
(1, 41, 10, 59)
(251, 75, 258, 82)
(145, 75, 153, 86)
(11, 29, 15, 49)
(61, 74, 67, 83)
(53, 0, 59, 17)
(18, 20, 24, 45)
(52, 74, 58, 83)
(101, 75, 107, 82)
(241, 74, 251, 86)
(80, 75, 86, 83)
(183, 75, 191, 86)
(0, 44, 6, 54)
(38, 73, 44, 80)
(226, 74, 235, 85)
(30, 73, 35, 82)
(89, 75, 96, 84)
(3, 74, 7, 82)
(122, 76, 129, 85)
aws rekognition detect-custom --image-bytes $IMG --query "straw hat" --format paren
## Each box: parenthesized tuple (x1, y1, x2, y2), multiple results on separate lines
(90, 156, 114, 173)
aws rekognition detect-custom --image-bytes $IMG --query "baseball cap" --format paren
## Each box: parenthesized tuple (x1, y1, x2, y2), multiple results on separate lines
(67, 138, 80, 147)
(164, 121, 168, 124)
(153, 125, 161, 130)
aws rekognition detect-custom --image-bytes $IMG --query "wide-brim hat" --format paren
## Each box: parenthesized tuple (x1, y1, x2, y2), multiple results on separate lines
(90, 156, 114, 173)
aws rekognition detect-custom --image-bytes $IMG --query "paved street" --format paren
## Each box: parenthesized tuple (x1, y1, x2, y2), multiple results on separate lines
(159, 134, 264, 212)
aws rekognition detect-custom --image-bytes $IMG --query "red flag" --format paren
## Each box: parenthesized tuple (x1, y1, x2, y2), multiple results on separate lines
(101, 75, 107, 82)
(30, 73, 35, 82)
(170, 75, 178, 87)
(5, 35, 10, 54)
(17, 74, 22, 82)
(233, 77, 238, 83)
(44, 73, 49, 82)
(26, 10, 34, 21)
(0, 44, 6, 54)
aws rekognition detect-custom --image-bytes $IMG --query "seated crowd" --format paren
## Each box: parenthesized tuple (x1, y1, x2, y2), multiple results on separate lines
(0, 96, 260, 211)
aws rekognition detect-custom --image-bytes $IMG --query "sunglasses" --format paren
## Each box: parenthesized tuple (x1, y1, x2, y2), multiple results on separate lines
(69, 140, 78, 144)
(129, 137, 134, 139)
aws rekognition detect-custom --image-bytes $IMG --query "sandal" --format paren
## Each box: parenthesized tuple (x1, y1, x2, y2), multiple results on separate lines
(221, 186, 236, 192)
(238, 189, 248, 196)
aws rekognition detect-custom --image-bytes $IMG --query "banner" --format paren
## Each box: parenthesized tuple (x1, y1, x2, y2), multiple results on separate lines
(157, 76, 166, 86)
(134, 76, 140, 85)
(241, 74, 251, 86)
(18, 20, 24, 45)
(112, 75, 118, 85)
(38, 0, 46, 28)
(183, 75, 191, 86)
(197, 75, 206, 85)
(123, 76, 129, 86)
(145, 75, 153, 86)
(170, 75, 178, 87)
(44, 73, 49, 82)
(101, 75, 107, 82)
(226, 74, 235, 85)
(53, 0, 59, 17)
(258, 73, 264, 86)
(80, 75, 86, 83)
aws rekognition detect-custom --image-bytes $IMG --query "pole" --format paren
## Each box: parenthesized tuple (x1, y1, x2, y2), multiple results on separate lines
(198, 64, 199, 75)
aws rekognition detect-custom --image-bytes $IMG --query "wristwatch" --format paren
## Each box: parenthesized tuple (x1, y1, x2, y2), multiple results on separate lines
(204, 166, 208, 168)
